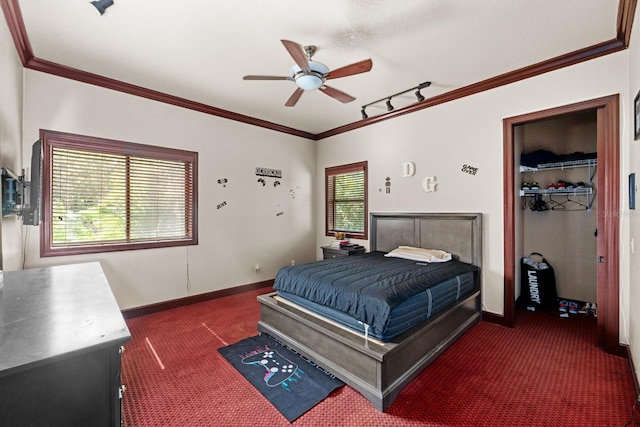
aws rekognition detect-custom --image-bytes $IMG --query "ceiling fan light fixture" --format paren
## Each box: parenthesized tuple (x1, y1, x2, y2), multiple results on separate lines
(290, 61, 328, 91)
(90, 0, 114, 15)
(296, 74, 324, 90)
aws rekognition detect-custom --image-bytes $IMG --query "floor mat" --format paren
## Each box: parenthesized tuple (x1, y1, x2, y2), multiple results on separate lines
(218, 334, 344, 422)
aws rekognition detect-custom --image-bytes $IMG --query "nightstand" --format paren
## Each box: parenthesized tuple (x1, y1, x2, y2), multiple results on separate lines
(322, 245, 366, 259)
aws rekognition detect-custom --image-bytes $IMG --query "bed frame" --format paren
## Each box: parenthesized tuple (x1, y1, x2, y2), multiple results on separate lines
(257, 212, 482, 411)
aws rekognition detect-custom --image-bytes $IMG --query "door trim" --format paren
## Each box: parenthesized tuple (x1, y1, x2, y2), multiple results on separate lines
(503, 94, 621, 355)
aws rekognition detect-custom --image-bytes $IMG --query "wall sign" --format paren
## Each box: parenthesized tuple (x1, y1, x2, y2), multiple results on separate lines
(461, 164, 478, 176)
(255, 167, 282, 178)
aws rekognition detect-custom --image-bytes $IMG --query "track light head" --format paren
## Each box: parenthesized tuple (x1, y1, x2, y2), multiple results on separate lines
(386, 98, 394, 112)
(361, 108, 368, 120)
(415, 89, 425, 102)
(91, 0, 114, 15)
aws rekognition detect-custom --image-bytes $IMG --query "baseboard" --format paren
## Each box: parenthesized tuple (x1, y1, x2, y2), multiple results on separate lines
(482, 310, 505, 326)
(626, 344, 640, 400)
(121, 279, 274, 319)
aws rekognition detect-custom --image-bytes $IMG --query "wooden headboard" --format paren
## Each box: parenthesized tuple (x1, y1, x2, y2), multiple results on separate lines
(370, 212, 483, 267)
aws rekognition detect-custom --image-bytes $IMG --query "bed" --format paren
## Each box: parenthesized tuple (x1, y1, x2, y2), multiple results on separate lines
(257, 212, 482, 411)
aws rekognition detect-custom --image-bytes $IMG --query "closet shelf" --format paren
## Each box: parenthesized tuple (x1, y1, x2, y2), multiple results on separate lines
(520, 157, 596, 211)
(520, 158, 596, 173)
(520, 187, 593, 197)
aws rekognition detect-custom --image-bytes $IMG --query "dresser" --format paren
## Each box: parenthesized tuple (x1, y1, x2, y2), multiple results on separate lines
(0, 262, 130, 427)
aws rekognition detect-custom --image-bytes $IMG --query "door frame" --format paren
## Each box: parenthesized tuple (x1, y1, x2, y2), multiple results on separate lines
(503, 94, 621, 355)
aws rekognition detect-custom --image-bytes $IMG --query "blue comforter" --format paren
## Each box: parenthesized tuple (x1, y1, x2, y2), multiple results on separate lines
(273, 251, 478, 333)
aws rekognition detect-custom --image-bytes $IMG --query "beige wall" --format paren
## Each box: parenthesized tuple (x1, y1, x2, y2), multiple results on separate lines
(315, 51, 630, 333)
(628, 3, 640, 390)
(20, 71, 317, 310)
(0, 20, 24, 271)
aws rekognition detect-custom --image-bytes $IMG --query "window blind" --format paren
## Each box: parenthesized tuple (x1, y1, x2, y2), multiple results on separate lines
(326, 161, 367, 238)
(51, 146, 193, 247)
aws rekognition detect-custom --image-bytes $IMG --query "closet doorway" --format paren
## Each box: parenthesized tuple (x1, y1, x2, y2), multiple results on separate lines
(503, 95, 621, 356)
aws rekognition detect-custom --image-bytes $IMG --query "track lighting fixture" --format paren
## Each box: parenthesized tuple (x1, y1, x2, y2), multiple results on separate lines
(360, 82, 431, 120)
(91, 0, 114, 15)
(386, 98, 394, 112)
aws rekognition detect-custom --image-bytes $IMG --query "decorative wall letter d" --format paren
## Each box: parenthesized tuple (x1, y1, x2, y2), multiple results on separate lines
(401, 162, 416, 177)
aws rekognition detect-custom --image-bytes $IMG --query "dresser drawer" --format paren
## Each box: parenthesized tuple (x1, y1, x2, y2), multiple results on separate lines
(322, 246, 365, 259)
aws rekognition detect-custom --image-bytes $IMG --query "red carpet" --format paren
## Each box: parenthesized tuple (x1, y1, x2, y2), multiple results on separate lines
(122, 288, 637, 426)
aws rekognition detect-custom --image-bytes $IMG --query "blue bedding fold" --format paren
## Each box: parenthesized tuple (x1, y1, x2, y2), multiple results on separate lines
(273, 251, 478, 334)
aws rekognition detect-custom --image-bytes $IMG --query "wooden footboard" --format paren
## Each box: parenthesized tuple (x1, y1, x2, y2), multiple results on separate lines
(257, 289, 481, 411)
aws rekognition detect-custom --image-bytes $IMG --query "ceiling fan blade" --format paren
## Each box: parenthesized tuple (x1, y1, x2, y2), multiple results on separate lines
(281, 40, 310, 72)
(326, 59, 373, 80)
(285, 88, 304, 107)
(319, 85, 356, 103)
(243, 75, 292, 81)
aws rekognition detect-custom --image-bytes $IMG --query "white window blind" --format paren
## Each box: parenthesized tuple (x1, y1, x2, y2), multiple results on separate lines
(51, 147, 193, 246)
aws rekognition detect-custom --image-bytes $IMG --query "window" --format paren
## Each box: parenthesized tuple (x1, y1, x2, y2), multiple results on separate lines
(326, 161, 367, 239)
(40, 130, 197, 257)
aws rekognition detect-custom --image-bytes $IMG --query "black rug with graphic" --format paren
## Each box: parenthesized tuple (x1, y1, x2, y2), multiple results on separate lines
(218, 334, 344, 422)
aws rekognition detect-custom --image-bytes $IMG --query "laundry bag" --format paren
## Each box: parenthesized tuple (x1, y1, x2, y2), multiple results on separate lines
(517, 253, 558, 311)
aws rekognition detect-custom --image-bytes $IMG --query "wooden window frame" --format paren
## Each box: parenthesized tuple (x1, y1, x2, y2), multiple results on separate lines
(325, 161, 368, 240)
(40, 130, 198, 257)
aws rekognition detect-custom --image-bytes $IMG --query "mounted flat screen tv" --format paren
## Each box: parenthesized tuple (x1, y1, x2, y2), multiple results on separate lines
(22, 140, 42, 226)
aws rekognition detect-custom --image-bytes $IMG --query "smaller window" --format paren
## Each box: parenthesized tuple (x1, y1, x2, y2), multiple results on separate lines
(325, 161, 368, 239)
(40, 130, 198, 257)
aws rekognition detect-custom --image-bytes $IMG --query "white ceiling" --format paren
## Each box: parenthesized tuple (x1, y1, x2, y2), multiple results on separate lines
(15, 0, 619, 135)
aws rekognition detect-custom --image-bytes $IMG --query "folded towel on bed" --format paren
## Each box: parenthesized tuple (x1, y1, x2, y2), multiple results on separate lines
(384, 246, 452, 263)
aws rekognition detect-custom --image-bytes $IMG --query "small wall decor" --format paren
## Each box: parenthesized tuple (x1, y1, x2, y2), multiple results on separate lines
(217, 201, 227, 209)
(461, 164, 478, 176)
(217, 178, 228, 187)
(91, 0, 114, 15)
(630, 173, 636, 210)
(635, 91, 640, 140)
(385, 177, 391, 193)
(256, 167, 282, 187)
(401, 162, 415, 177)
(423, 176, 437, 192)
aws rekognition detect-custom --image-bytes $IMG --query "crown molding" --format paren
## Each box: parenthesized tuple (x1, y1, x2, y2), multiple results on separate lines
(2, 0, 635, 141)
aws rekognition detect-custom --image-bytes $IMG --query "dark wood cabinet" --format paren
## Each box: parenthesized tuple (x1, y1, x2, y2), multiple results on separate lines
(0, 262, 130, 427)
(322, 245, 366, 259)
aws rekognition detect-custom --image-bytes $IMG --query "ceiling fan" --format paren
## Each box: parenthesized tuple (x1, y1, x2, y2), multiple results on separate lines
(243, 40, 373, 107)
